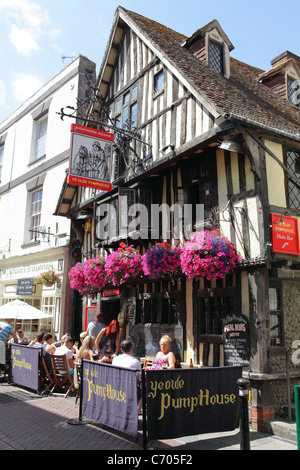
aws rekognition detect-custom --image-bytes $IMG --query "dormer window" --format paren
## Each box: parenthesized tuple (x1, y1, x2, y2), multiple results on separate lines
(208, 40, 224, 75)
(182, 19, 233, 79)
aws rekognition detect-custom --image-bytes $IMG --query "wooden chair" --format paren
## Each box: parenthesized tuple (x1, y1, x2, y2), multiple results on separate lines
(50, 354, 75, 398)
(41, 357, 55, 395)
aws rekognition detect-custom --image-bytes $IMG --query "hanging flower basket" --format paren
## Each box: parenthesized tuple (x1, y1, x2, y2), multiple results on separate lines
(34, 270, 61, 286)
(83, 257, 107, 292)
(105, 243, 143, 286)
(68, 257, 107, 295)
(141, 241, 182, 280)
(180, 230, 242, 281)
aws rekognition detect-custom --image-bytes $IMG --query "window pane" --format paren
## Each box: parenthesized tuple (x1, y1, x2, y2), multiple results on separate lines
(29, 189, 43, 240)
(132, 86, 137, 100)
(123, 91, 130, 105)
(286, 150, 300, 209)
(35, 117, 48, 160)
(154, 71, 164, 93)
(122, 105, 128, 127)
(131, 102, 137, 128)
(209, 41, 223, 75)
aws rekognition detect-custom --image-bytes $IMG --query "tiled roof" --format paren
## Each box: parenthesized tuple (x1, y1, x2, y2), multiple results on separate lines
(120, 7, 300, 140)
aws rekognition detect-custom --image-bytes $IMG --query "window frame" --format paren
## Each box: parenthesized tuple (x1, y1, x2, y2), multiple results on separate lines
(114, 84, 138, 132)
(208, 39, 224, 76)
(284, 147, 300, 210)
(269, 285, 284, 348)
(287, 76, 300, 109)
(27, 187, 43, 243)
(32, 114, 48, 163)
(153, 69, 164, 97)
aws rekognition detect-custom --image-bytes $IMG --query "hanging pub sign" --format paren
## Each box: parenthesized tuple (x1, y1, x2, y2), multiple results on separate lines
(67, 124, 113, 191)
(271, 213, 300, 255)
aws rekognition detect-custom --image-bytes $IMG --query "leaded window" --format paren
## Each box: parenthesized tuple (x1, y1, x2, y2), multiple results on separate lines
(208, 40, 224, 75)
(286, 149, 300, 209)
(287, 77, 300, 109)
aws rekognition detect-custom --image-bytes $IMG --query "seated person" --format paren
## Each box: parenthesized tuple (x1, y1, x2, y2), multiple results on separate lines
(42, 333, 56, 372)
(148, 335, 176, 369)
(8, 328, 29, 345)
(76, 335, 95, 361)
(112, 339, 141, 373)
(54, 336, 75, 375)
(96, 320, 120, 364)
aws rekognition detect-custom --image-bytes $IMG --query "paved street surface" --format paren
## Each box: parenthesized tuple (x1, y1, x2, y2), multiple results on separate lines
(0, 384, 297, 452)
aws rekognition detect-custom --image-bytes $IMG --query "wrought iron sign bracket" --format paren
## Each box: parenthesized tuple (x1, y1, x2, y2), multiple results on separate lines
(57, 76, 152, 174)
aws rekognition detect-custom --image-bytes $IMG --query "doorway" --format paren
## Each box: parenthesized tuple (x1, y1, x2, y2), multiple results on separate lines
(101, 299, 120, 326)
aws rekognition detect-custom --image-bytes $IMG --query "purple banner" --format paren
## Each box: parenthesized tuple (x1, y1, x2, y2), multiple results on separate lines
(146, 366, 243, 440)
(82, 360, 138, 438)
(10, 344, 41, 392)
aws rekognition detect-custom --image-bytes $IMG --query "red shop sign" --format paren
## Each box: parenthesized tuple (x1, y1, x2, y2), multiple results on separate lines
(271, 213, 300, 255)
(102, 289, 120, 297)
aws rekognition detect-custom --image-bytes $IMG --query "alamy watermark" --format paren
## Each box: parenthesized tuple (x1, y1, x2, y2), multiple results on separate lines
(96, 198, 205, 240)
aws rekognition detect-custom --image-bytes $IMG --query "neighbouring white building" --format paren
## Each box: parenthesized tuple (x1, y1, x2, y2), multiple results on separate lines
(0, 55, 96, 341)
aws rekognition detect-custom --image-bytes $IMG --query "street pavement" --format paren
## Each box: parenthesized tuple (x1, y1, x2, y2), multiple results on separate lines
(0, 383, 297, 452)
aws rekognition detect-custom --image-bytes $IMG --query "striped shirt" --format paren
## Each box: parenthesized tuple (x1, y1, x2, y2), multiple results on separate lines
(0, 321, 14, 343)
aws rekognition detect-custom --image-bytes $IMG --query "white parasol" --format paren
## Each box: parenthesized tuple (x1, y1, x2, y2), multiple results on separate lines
(0, 299, 51, 320)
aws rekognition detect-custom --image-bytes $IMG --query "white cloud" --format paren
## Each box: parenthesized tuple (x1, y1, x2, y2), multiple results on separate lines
(11, 73, 43, 102)
(9, 24, 40, 55)
(0, 0, 61, 56)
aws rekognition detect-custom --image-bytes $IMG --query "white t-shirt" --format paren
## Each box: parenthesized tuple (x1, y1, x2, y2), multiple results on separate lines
(112, 353, 141, 372)
(54, 344, 73, 371)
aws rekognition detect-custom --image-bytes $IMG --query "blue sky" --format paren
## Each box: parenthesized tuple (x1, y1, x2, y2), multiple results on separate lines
(0, 0, 299, 124)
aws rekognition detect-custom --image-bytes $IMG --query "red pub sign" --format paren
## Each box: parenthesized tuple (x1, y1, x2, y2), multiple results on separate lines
(271, 213, 300, 255)
(67, 124, 113, 191)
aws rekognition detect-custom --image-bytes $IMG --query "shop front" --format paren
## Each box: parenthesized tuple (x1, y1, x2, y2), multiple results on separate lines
(0, 249, 70, 342)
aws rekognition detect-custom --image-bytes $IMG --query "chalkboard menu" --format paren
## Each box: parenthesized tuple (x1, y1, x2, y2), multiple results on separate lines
(223, 315, 250, 369)
(17, 278, 33, 296)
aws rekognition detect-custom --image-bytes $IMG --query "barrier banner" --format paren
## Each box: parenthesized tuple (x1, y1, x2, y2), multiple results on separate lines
(10, 344, 42, 392)
(146, 366, 242, 440)
(82, 360, 138, 438)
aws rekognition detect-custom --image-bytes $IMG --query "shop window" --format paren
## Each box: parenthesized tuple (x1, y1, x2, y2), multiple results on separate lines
(269, 287, 283, 347)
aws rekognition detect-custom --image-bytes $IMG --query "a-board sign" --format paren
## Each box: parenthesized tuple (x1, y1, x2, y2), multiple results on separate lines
(84, 306, 97, 330)
(17, 278, 33, 296)
(223, 315, 250, 369)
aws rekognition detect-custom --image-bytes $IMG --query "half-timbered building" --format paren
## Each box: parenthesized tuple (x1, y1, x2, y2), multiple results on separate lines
(55, 7, 300, 429)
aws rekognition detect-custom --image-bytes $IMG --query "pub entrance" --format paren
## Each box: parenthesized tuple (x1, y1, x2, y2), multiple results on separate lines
(101, 298, 120, 326)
